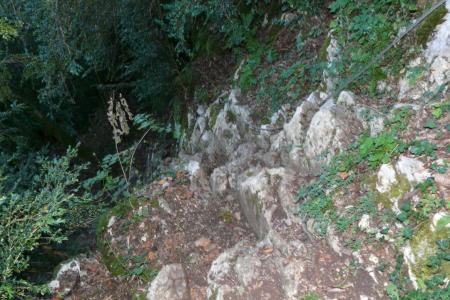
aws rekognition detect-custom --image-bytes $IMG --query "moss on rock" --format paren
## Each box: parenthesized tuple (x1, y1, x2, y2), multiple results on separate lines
(407, 214, 450, 289)
(226, 109, 237, 123)
(319, 36, 331, 62)
(416, 5, 448, 47)
(208, 102, 225, 129)
(363, 173, 412, 209)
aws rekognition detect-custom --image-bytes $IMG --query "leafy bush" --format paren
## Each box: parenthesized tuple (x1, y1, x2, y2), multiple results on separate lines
(0, 148, 92, 299)
(159, 0, 271, 56)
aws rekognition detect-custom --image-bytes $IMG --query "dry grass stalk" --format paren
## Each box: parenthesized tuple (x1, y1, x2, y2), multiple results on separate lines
(107, 91, 133, 186)
(107, 92, 133, 144)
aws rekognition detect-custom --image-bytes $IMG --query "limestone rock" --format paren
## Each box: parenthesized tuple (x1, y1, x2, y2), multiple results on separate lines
(283, 99, 319, 146)
(146, 264, 189, 300)
(376, 164, 398, 193)
(206, 242, 289, 300)
(235, 255, 262, 286)
(304, 100, 363, 172)
(337, 90, 357, 107)
(236, 168, 276, 239)
(324, 36, 340, 92)
(356, 107, 385, 137)
(327, 226, 345, 256)
(399, 3, 450, 100)
(210, 166, 229, 195)
(395, 156, 431, 183)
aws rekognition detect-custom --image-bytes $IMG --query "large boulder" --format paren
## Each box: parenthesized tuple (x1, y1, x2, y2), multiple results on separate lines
(236, 166, 304, 240)
(303, 99, 363, 173)
(270, 91, 327, 170)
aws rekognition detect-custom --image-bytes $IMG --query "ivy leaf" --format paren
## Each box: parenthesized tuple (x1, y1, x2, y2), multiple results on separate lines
(400, 202, 412, 213)
(386, 283, 399, 300)
(432, 107, 443, 119)
(402, 227, 413, 239)
(436, 216, 450, 231)
(424, 119, 438, 129)
(397, 212, 408, 223)
(329, 0, 350, 13)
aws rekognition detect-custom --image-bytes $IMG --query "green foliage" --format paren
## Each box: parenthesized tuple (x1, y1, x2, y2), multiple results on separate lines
(359, 132, 403, 169)
(159, 0, 274, 56)
(431, 101, 450, 119)
(423, 118, 438, 129)
(0, 148, 91, 299)
(0, 0, 176, 155)
(0, 18, 17, 40)
(409, 140, 438, 158)
(328, 0, 418, 93)
(387, 240, 450, 299)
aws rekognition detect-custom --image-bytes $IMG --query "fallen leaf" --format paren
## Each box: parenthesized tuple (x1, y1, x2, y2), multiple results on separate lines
(337, 172, 350, 180)
(261, 247, 273, 254)
(194, 237, 212, 250)
(147, 251, 157, 261)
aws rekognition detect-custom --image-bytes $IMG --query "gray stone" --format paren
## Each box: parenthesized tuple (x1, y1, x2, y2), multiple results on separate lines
(210, 166, 229, 195)
(376, 164, 398, 193)
(146, 264, 189, 300)
(48, 260, 81, 297)
(235, 255, 262, 286)
(283, 98, 319, 147)
(304, 100, 363, 172)
(395, 156, 431, 183)
(398, 5, 450, 101)
(337, 91, 357, 107)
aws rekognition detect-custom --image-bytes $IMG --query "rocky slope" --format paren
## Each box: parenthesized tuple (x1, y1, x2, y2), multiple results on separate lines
(49, 2, 450, 299)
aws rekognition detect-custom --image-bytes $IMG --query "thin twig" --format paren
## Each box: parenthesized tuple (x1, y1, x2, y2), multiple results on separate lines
(127, 127, 153, 182)
(114, 142, 129, 188)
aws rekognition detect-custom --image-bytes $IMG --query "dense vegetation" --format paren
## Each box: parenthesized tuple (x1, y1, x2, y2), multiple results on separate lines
(0, 0, 446, 298)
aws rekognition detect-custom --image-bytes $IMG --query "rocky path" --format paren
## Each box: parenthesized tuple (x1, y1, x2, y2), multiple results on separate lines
(49, 3, 450, 299)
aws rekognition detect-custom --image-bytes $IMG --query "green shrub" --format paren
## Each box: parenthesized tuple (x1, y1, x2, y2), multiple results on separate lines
(0, 147, 91, 299)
